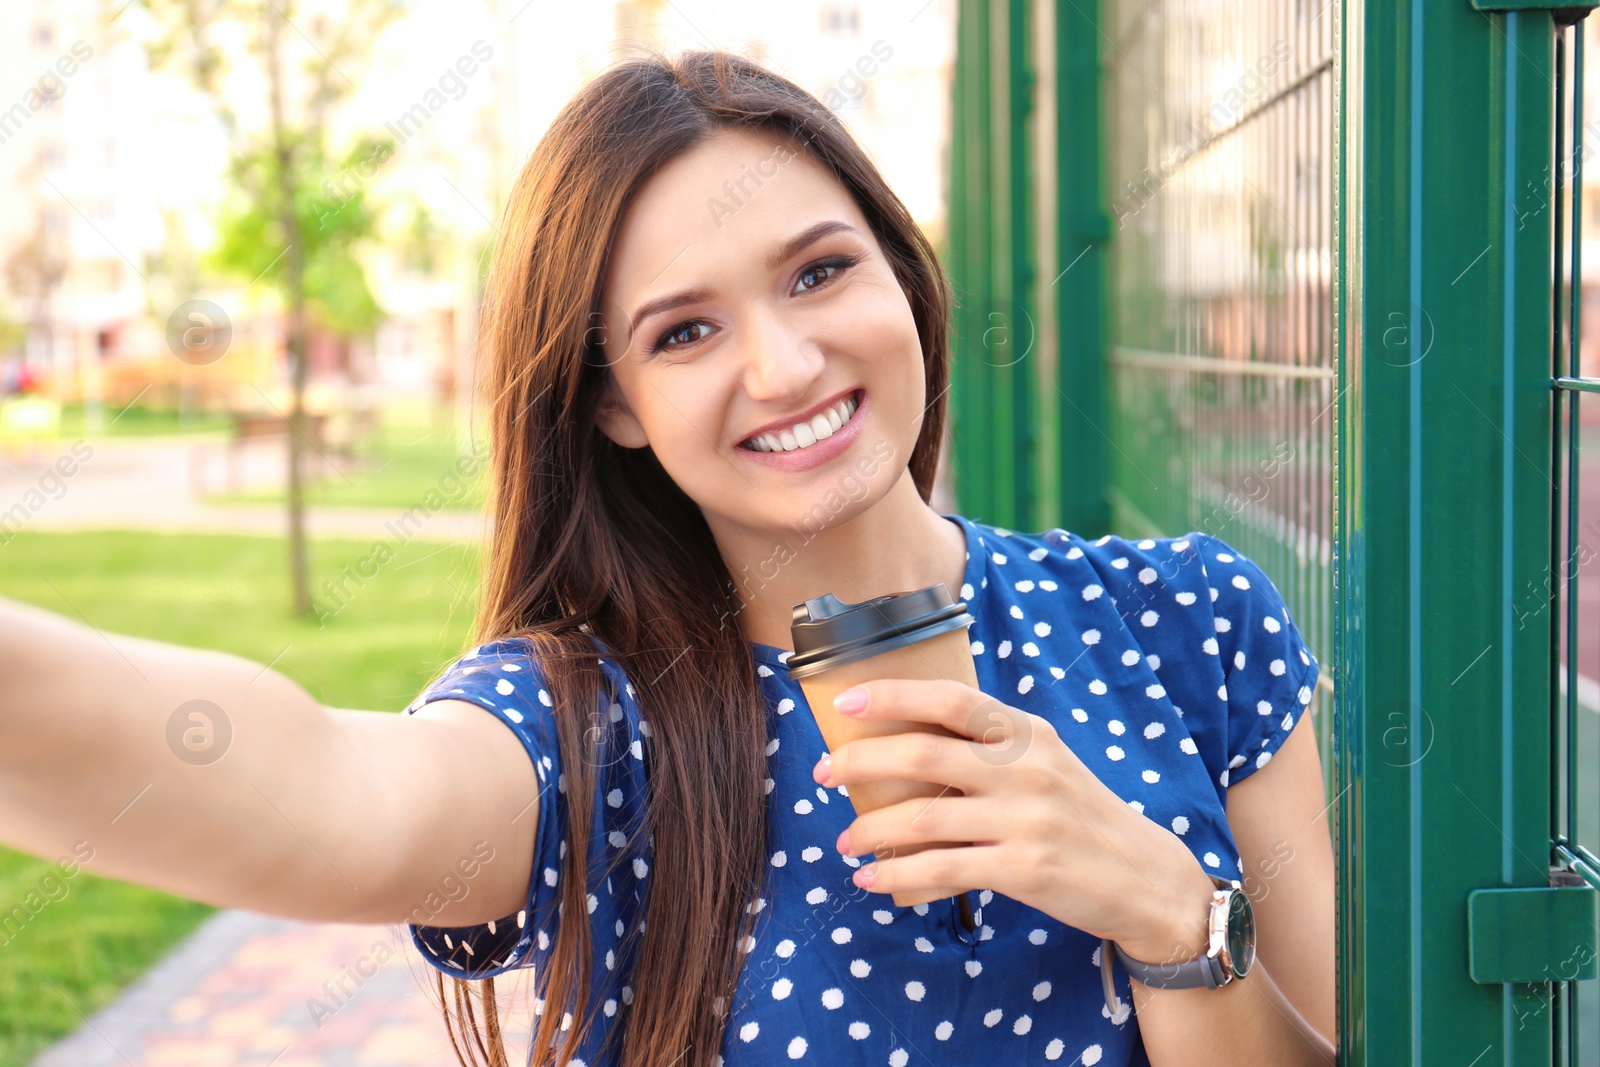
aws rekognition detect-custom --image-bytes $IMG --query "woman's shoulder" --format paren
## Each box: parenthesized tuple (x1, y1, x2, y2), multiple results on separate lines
(412, 630, 638, 687)
(960, 515, 1214, 600)
(960, 513, 1202, 563)
(969, 519, 1321, 790)
(404, 633, 642, 745)
(968, 519, 1264, 603)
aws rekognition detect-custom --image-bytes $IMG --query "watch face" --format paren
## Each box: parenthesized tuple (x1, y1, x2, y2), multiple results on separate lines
(1226, 889, 1256, 978)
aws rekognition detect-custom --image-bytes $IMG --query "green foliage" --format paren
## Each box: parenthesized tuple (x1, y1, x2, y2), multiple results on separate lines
(399, 201, 448, 276)
(0, 304, 25, 358)
(206, 132, 391, 338)
(139, 206, 204, 324)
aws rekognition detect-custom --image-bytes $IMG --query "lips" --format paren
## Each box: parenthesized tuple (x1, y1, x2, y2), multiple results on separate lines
(738, 388, 864, 453)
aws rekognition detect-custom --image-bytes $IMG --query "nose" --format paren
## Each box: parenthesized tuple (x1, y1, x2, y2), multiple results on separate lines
(740, 306, 826, 403)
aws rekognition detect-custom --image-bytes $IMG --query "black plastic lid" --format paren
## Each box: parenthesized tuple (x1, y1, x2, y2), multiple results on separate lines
(785, 583, 974, 680)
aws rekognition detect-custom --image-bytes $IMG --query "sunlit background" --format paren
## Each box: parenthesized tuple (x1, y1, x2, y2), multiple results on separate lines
(0, 2, 953, 1063)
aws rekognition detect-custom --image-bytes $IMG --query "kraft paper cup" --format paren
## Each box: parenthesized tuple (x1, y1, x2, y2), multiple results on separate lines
(795, 625, 979, 908)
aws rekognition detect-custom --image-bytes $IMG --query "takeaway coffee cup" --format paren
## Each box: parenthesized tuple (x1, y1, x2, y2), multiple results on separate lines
(787, 584, 978, 907)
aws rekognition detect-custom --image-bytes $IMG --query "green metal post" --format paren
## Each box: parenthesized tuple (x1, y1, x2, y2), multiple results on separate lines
(947, 0, 972, 513)
(1052, 0, 1111, 536)
(950, 0, 995, 521)
(1339, 3, 1577, 1061)
(949, 0, 1038, 531)
(1003, 0, 1036, 529)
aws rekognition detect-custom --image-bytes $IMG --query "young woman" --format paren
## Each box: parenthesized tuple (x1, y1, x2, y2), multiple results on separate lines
(0, 50, 1336, 1067)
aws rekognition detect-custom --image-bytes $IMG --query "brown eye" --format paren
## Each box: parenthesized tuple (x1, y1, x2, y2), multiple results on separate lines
(790, 253, 863, 296)
(793, 262, 839, 294)
(651, 320, 716, 355)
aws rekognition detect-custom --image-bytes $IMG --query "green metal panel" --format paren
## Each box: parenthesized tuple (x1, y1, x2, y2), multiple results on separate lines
(950, 0, 994, 521)
(956, 0, 1345, 1036)
(1051, 0, 1112, 536)
(1467, 886, 1600, 984)
(947, 0, 1112, 538)
(999, 0, 1034, 526)
(947, 0, 965, 509)
(948, 0, 1039, 531)
(1339, 2, 1568, 1062)
(1474, 0, 1598, 11)
(980, 0, 1014, 521)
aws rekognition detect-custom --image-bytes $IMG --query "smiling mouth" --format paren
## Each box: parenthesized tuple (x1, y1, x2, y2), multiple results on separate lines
(738, 389, 864, 453)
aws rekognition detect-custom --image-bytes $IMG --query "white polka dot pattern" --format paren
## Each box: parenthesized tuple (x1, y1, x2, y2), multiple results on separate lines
(398, 514, 1319, 1064)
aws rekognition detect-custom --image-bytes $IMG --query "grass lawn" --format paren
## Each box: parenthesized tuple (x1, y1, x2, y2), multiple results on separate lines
(0, 529, 480, 1066)
(55, 402, 233, 439)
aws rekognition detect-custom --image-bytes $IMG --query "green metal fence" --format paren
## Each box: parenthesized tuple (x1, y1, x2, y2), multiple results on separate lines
(1338, 4, 1598, 1062)
(948, 0, 1335, 720)
(947, 0, 1600, 1062)
(947, 0, 1341, 980)
(1549, 12, 1600, 1063)
(1100, 0, 1335, 680)
(948, 0, 1042, 531)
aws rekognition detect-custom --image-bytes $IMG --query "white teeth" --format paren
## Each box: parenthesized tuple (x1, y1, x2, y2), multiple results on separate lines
(745, 394, 859, 453)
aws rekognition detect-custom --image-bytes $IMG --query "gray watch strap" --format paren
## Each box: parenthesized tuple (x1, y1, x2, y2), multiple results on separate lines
(1097, 875, 1239, 1012)
(1113, 940, 1230, 989)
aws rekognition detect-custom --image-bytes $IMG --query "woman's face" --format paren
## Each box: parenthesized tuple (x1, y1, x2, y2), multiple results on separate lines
(594, 127, 926, 539)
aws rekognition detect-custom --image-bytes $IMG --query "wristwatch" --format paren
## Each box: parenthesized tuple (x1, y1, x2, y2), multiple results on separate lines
(1098, 874, 1256, 1012)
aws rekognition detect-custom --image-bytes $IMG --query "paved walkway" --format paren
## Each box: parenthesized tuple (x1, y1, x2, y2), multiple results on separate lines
(0, 436, 488, 544)
(29, 910, 536, 1067)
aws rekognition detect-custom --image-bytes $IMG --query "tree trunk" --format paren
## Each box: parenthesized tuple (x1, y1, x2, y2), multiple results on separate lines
(265, 1, 312, 618)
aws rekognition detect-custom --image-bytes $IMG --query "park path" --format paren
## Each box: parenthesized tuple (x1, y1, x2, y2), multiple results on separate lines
(0, 435, 488, 544)
(28, 910, 537, 1067)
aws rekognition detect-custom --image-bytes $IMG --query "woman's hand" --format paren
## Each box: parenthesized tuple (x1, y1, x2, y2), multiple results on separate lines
(812, 677, 1217, 964)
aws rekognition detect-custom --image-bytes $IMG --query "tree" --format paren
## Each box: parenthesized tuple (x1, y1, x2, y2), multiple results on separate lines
(206, 134, 386, 339)
(0, 303, 27, 362)
(2, 149, 68, 395)
(141, 0, 402, 617)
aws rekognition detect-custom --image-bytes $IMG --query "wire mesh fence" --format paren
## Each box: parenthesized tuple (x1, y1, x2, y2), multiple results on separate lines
(1550, 14, 1600, 1063)
(1102, 0, 1336, 712)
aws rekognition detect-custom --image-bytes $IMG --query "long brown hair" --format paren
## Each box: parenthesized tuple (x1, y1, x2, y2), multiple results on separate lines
(432, 48, 953, 1066)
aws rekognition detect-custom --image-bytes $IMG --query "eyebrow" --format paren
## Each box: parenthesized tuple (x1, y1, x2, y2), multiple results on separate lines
(625, 220, 866, 343)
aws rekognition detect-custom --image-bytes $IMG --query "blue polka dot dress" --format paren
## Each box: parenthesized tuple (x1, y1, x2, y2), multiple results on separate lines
(401, 513, 1321, 1066)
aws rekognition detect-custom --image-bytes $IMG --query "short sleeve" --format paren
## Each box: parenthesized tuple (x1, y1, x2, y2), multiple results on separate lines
(399, 637, 653, 996)
(1196, 534, 1322, 788)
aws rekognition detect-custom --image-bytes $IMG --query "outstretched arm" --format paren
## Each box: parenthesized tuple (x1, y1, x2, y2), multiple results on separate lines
(0, 595, 538, 928)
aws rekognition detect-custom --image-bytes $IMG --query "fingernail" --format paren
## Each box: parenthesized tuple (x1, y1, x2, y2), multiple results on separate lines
(834, 688, 868, 714)
(854, 864, 875, 889)
(813, 753, 831, 784)
(837, 827, 851, 854)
